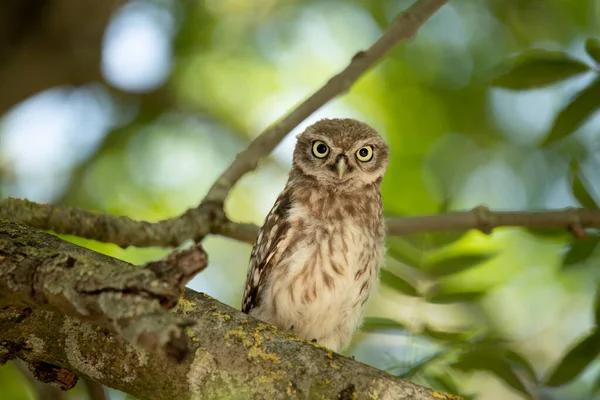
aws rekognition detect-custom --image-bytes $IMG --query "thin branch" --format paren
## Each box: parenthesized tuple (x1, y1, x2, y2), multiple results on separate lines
(200, 0, 449, 205)
(3, 198, 599, 248)
(385, 206, 600, 237)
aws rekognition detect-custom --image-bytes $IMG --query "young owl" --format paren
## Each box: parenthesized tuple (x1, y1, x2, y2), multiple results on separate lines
(241, 118, 389, 352)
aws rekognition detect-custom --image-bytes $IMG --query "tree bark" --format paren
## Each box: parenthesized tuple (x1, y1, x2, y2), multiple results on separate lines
(0, 220, 451, 400)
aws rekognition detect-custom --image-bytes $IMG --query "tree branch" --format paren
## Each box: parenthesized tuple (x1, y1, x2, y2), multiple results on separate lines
(201, 0, 449, 205)
(0, 220, 449, 400)
(0, 218, 208, 361)
(385, 205, 600, 238)
(2, 198, 599, 248)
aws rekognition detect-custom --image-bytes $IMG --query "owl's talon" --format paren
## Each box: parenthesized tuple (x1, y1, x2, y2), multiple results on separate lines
(290, 325, 295, 331)
(311, 338, 318, 343)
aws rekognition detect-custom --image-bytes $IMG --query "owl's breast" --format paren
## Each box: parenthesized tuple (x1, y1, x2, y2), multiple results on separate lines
(282, 201, 385, 303)
(253, 200, 384, 351)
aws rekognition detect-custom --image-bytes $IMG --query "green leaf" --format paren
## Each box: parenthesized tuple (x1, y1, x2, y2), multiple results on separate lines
(571, 166, 599, 209)
(543, 77, 600, 145)
(430, 231, 468, 248)
(421, 325, 474, 343)
(401, 350, 448, 378)
(426, 253, 495, 278)
(506, 350, 538, 383)
(386, 237, 425, 268)
(427, 291, 485, 304)
(562, 238, 599, 268)
(546, 332, 600, 386)
(361, 317, 406, 332)
(423, 373, 464, 397)
(452, 347, 532, 397)
(595, 283, 600, 326)
(380, 269, 419, 297)
(585, 38, 600, 65)
(492, 49, 590, 90)
(593, 372, 600, 394)
(524, 227, 570, 239)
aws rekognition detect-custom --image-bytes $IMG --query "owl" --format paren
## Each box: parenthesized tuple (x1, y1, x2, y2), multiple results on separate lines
(241, 118, 389, 352)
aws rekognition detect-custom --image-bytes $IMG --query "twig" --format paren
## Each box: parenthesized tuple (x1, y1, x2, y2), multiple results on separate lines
(200, 0, 449, 205)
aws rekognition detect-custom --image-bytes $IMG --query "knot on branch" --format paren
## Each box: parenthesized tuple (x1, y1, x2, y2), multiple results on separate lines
(188, 200, 228, 242)
(473, 205, 493, 235)
(567, 208, 586, 240)
(0, 341, 17, 365)
(338, 384, 357, 399)
(26, 361, 79, 390)
(144, 243, 208, 307)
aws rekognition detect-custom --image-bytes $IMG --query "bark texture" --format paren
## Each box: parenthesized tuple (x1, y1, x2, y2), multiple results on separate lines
(0, 220, 455, 400)
(0, 218, 207, 361)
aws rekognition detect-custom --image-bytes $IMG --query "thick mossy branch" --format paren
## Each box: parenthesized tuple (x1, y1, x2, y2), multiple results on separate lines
(0, 219, 208, 361)
(0, 221, 453, 400)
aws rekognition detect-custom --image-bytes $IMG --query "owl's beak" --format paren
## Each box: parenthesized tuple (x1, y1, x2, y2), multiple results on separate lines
(336, 157, 348, 180)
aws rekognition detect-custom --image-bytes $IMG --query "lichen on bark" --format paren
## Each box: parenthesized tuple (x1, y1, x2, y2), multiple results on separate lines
(0, 219, 451, 399)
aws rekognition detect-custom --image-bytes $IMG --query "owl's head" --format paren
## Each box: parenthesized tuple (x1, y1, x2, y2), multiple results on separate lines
(291, 118, 389, 188)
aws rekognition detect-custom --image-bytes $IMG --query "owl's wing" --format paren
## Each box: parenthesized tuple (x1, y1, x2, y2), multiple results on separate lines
(241, 192, 293, 314)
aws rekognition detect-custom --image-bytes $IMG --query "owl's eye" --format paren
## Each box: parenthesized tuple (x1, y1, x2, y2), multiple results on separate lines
(312, 141, 330, 158)
(356, 146, 373, 162)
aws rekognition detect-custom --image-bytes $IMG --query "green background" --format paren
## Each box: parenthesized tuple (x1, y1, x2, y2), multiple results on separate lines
(1, 0, 600, 399)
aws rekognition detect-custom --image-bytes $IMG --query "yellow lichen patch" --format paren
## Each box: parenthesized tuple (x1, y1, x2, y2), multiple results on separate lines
(257, 322, 280, 333)
(185, 328, 201, 342)
(287, 382, 296, 397)
(368, 388, 379, 400)
(432, 390, 463, 400)
(175, 298, 196, 315)
(224, 326, 281, 365)
(326, 351, 333, 359)
(248, 347, 280, 364)
(241, 319, 249, 325)
(224, 327, 252, 348)
(256, 370, 284, 385)
(211, 312, 232, 321)
(328, 360, 342, 370)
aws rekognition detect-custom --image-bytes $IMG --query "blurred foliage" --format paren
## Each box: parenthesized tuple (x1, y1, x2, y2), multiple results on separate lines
(2, 0, 600, 399)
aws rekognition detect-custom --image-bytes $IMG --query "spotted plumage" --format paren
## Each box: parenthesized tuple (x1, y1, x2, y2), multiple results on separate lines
(241, 118, 389, 352)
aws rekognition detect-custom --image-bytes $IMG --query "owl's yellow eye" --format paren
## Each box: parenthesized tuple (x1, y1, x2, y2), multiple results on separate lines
(356, 146, 373, 162)
(312, 141, 329, 158)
